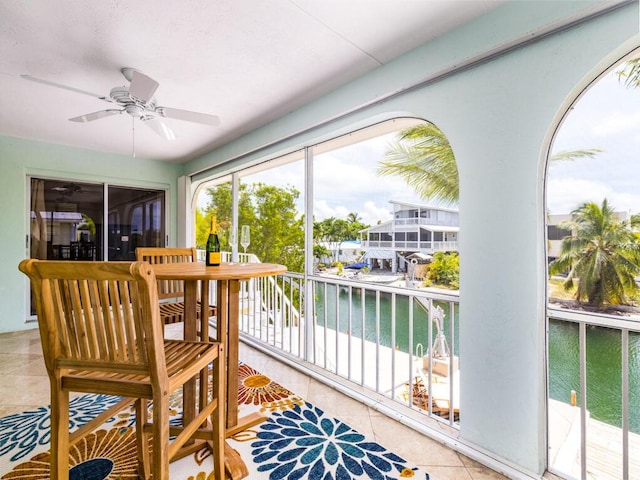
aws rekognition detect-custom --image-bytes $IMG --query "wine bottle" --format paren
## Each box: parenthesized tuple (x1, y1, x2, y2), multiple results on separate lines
(205, 216, 221, 266)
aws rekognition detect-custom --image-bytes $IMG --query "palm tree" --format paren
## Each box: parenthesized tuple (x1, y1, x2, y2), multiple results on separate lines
(379, 123, 601, 205)
(549, 199, 640, 306)
(346, 212, 361, 224)
(379, 123, 459, 205)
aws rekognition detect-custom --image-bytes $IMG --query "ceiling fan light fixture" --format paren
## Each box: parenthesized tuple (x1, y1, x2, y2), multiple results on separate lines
(125, 104, 145, 118)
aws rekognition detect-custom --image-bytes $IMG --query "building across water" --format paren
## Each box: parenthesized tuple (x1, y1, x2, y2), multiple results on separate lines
(360, 200, 459, 274)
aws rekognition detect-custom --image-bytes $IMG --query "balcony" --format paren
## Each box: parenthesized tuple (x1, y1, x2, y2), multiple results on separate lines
(362, 239, 459, 253)
(210, 259, 639, 480)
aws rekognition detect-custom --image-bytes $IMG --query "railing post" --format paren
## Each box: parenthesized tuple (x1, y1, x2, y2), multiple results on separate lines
(304, 146, 315, 363)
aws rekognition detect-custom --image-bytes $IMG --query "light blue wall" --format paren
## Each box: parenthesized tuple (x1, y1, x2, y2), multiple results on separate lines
(184, 1, 639, 476)
(0, 136, 181, 333)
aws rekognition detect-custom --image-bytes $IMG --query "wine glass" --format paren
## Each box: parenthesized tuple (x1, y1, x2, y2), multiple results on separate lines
(240, 225, 250, 257)
(229, 226, 238, 263)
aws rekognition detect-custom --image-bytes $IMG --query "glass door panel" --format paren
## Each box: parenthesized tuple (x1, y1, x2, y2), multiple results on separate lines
(107, 186, 165, 260)
(30, 178, 104, 261)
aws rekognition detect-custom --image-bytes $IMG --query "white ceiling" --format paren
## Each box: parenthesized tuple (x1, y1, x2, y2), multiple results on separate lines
(0, 0, 504, 164)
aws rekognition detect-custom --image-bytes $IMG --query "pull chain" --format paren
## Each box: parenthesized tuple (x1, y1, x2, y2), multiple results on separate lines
(131, 116, 136, 158)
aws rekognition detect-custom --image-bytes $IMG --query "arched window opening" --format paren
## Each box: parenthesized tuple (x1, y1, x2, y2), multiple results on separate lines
(546, 51, 640, 480)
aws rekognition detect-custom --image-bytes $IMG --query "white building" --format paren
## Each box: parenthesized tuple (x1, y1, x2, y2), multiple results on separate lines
(547, 211, 630, 261)
(316, 240, 362, 265)
(360, 201, 459, 273)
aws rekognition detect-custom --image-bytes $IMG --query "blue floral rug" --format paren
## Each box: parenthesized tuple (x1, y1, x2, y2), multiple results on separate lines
(0, 364, 429, 479)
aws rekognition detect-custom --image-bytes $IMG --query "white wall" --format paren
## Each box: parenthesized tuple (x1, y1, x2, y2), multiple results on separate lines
(184, 1, 639, 476)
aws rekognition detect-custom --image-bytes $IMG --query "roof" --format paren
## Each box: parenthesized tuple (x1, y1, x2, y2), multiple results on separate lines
(390, 200, 459, 214)
(421, 226, 459, 233)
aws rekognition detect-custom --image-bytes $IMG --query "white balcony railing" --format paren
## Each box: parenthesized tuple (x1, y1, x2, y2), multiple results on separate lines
(394, 218, 458, 227)
(229, 269, 461, 428)
(200, 250, 636, 479)
(546, 307, 640, 480)
(362, 240, 458, 252)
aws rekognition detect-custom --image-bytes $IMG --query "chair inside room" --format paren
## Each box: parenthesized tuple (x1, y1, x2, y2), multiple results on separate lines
(19, 259, 225, 480)
(135, 247, 216, 336)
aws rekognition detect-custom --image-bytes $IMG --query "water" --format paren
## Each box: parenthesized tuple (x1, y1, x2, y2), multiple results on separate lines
(548, 319, 640, 434)
(314, 284, 459, 356)
(315, 284, 640, 433)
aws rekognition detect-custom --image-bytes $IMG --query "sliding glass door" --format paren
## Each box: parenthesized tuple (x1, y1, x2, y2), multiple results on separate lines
(28, 177, 166, 314)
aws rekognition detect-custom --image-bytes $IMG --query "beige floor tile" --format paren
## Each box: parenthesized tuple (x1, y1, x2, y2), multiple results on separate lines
(457, 454, 508, 478)
(0, 353, 46, 376)
(306, 380, 371, 418)
(369, 413, 465, 468)
(0, 329, 41, 355)
(0, 405, 46, 417)
(425, 466, 473, 480)
(466, 467, 511, 480)
(0, 374, 50, 407)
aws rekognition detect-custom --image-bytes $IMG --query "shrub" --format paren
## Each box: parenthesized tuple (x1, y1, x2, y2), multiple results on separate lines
(423, 252, 459, 289)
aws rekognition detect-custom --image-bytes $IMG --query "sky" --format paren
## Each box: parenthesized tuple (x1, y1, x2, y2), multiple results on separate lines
(233, 132, 429, 226)
(198, 62, 640, 226)
(547, 68, 640, 215)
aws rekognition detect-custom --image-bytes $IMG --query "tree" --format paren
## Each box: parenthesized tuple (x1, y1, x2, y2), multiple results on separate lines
(379, 123, 459, 205)
(616, 58, 640, 88)
(379, 123, 602, 205)
(312, 214, 369, 263)
(345, 212, 368, 240)
(197, 182, 304, 272)
(197, 183, 255, 249)
(424, 251, 459, 289)
(250, 183, 305, 272)
(549, 199, 640, 306)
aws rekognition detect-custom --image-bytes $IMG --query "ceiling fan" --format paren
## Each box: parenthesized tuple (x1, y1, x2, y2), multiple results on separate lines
(22, 68, 220, 140)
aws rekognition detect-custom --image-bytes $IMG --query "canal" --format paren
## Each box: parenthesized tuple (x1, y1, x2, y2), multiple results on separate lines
(315, 285, 640, 433)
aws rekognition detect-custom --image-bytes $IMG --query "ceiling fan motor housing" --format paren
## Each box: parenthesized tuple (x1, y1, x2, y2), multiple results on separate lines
(111, 86, 156, 118)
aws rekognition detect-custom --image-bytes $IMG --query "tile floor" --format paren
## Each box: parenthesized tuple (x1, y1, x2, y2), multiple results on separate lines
(0, 328, 513, 480)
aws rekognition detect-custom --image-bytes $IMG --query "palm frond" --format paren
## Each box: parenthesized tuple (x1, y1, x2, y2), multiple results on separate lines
(616, 58, 640, 88)
(550, 149, 603, 162)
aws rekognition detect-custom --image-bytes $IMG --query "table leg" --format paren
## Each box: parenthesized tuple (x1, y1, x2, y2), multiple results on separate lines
(182, 279, 198, 427)
(226, 279, 239, 429)
(219, 279, 268, 436)
(199, 279, 210, 412)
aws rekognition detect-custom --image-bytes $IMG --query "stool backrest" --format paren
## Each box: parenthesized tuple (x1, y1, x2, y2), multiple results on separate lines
(135, 247, 198, 301)
(19, 259, 166, 382)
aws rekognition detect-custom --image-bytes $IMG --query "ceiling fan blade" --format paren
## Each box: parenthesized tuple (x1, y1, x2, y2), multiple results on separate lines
(128, 70, 159, 103)
(69, 109, 123, 122)
(156, 106, 220, 126)
(142, 117, 175, 140)
(21, 74, 112, 102)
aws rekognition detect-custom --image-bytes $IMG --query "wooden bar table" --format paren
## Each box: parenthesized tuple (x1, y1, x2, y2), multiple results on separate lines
(151, 261, 287, 479)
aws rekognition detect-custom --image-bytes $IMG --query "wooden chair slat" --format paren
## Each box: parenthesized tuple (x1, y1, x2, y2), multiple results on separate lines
(135, 248, 216, 335)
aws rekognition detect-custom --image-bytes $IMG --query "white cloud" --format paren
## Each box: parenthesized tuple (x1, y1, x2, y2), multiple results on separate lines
(313, 199, 335, 219)
(591, 110, 640, 137)
(547, 178, 640, 215)
(362, 201, 393, 225)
